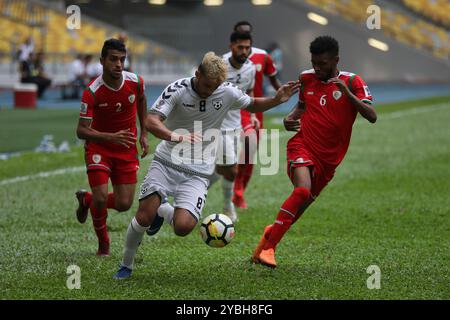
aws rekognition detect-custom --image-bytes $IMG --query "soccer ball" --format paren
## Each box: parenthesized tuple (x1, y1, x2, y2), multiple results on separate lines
(200, 213, 235, 247)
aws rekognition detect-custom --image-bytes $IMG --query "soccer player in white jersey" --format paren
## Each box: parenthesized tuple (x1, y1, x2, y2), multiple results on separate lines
(114, 52, 299, 279)
(212, 31, 256, 222)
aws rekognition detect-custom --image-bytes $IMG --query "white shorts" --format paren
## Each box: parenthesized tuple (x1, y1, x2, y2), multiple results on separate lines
(139, 159, 209, 222)
(215, 129, 240, 166)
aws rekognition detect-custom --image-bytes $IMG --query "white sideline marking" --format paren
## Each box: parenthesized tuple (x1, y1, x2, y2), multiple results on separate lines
(0, 166, 85, 186)
(1, 102, 448, 187)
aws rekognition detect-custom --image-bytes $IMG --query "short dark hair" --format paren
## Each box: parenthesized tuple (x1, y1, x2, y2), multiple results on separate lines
(233, 21, 252, 32)
(230, 31, 252, 43)
(101, 38, 126, 58)
(309, 36, 339, 57)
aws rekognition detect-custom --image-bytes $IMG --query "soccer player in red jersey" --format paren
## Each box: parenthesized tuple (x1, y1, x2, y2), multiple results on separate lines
(252, 36, 377, 268)
(75, 39, 149, 256)
(231, 21, 282, 209)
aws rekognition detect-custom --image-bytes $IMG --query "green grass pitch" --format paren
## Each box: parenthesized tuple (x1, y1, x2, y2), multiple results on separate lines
(0, 96, 449, 299)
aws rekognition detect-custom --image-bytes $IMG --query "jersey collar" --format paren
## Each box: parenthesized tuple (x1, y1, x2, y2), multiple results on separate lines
(101, 72, 125, 92)
(321, 70, 341, 84)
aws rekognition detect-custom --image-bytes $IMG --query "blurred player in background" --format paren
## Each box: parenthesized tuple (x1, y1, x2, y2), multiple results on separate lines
(114, 52, 299, 279)
(230, 21, 282, 209)
(252, 36, 377, 268)
(209, 31, 256, 222)
(75, 39, 149, 256)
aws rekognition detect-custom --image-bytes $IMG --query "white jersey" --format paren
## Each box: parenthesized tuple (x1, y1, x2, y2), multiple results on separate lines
(220, 55, 256, 131)
(148, 77, 252, 176)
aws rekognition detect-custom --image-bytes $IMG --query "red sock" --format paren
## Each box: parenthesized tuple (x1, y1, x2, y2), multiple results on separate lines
(264, 187, 311, 250)
(242, 163, 254, 190)
(90, 205, 109, 244)
(84, 192, 92, 207)
(106, 193, 116, 210)
(234, 165, 245, 197)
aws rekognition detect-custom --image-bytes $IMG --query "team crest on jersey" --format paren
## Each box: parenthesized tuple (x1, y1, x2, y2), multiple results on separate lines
(256, 64, 262, 72)
(92, 154, 101, 164)
(80, 102, 88, 114)
(140, 183, 149, 195)
(155, 99, 165, 110)
(333, 90, 342, 100)
(213, 98, 223, 110)
(128, 94, 136, 103)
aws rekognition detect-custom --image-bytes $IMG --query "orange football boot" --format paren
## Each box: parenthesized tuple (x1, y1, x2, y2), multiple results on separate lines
(251, 224, 272, 263)
(258, 248, 277, 268)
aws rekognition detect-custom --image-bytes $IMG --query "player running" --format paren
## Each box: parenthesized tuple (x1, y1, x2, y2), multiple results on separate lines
(228, 21, 282, 209)
(114, 52, 299, 279)
(252, 36, 377, 268)
(210, 31, 256, 223)
(75, 39, 149, 256)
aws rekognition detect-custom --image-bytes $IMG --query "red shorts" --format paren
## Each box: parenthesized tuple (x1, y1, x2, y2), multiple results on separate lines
(286, 137, 336, 198)
(85, 147, 139, 187)
(241, 110, 263, 134)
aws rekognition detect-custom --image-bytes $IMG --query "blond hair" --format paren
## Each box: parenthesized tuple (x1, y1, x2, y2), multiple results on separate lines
(198, 51, 227, 84)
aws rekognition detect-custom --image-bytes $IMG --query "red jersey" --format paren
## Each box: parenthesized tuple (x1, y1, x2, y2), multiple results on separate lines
(248, 47, 278, 98)
(289, 69, 373, 166)
(79, 71, 145, 154)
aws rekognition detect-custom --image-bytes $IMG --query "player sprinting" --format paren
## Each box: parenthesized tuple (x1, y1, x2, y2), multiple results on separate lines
(114, 52, 299, 279)
(75, 39, 149, 256)
(228, 21, 282, 209)
(252, 36, 377, 268)
(210, 31, 256, 223)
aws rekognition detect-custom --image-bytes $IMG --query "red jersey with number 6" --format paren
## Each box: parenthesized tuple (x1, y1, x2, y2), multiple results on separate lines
(288, 69, 373, 166)
(79, 71, 145, 154)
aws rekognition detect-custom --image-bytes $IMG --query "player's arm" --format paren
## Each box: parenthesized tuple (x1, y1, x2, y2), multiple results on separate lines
(76, 90, 136, 147)
(246, 88, 260, 130)
(265, 54, 281, 91)
(331, 77, 377, 123)
(246, 81, 300, 113)
(283, 101, 305, 132)
(76, 119, 136, 148)
(137, 92, 149, 158)
(145, 113, 201, 143)
(268, 75, 282, 91)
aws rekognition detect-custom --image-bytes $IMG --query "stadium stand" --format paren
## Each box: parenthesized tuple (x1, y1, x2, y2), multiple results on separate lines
(304, 0, 450, 60)
(0, 0, 195, 87)
(402, 0, 450, 29)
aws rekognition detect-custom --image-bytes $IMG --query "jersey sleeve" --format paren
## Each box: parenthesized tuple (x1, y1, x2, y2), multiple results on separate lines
(298, 74, 305, 103)
(350, 75, 373, 105)
(79, 88, 95, 120)
(137, 75, 145, 97)
(148, 83, 179, 119)
(248, 65, 256, 93)
(229, 84, 252, 110)
(264, 53, 278, 77)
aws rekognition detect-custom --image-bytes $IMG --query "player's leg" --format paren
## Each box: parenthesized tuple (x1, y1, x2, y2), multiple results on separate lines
(213, 130, 239, 221)
(87, 169, 111, 256)
(172, 208, 198, 236)
(253, 163, 313, 267)
(215, 164, 238, 222)
(240, 112, 263, 191)
(109, 154, 140, 212)
(170, 174, 208, 235)
(115, 192, 161, 279)
(233, 113, 259, 208)
(109, 184, 135, 212)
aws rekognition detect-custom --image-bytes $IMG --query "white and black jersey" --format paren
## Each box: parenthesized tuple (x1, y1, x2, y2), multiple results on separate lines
(220, 55, 256, 131)
(148, 77, 252, 176)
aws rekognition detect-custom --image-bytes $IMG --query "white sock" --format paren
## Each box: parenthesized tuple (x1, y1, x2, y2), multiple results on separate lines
(157, 202, 174, 226)
(208, 172, 221, 188)
(222, 178, 234, 210)
(121, 217, 149, 270)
